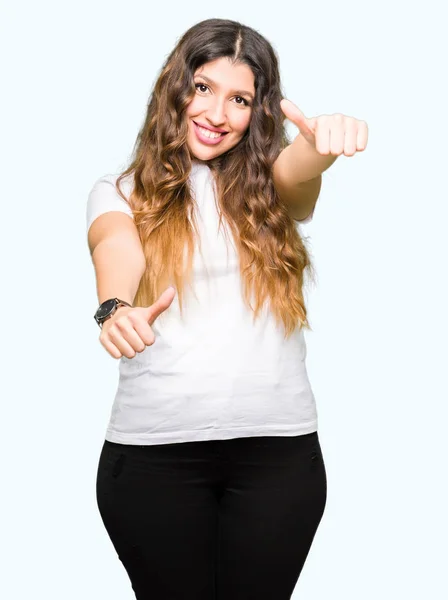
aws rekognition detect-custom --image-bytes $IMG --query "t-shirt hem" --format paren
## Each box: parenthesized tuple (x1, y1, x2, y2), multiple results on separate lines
(104, 421, 318, 446)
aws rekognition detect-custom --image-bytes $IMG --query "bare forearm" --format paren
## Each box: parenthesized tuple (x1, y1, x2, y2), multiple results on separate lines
(278, 134, 338, 185)
(92, 235, 146, 306)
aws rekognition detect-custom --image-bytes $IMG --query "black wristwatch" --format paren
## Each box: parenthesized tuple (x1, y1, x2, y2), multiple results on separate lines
(94, 298, 132, 329)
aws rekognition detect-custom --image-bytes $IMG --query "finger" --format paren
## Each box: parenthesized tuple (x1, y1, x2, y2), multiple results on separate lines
(315, 116, 330, 155)
(99, 331, 130, 359)
(280, 99, 311, 134)
(114, 317, 150, 353)
(329, 117, 346, 155)
(343, 118, 358, 156)
(146, 286, 176, 326)
(356, 120, 369, 151)
(105, 322, 144, 358)
(100, 333, 122, 359)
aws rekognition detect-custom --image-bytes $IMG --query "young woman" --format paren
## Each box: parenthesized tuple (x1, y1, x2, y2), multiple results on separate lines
(87, 17, 368, 600)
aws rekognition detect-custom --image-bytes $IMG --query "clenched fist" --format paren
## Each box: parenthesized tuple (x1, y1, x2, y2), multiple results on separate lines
(99, 287, 176, 359)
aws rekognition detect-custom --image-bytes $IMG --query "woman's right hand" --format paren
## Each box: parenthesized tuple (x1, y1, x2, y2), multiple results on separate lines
(99, 287, 176, 359)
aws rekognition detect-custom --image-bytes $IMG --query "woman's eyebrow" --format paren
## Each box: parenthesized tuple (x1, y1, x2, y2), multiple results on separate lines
(195, 74, 254, 100)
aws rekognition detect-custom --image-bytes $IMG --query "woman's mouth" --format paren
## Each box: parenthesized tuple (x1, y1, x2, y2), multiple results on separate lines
(192, 121, 228, 145)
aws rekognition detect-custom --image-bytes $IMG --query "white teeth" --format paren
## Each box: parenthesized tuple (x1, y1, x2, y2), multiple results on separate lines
(197, 124, 223, 139)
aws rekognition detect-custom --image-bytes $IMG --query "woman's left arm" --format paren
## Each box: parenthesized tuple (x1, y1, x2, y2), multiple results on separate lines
(272, 98, 369, 221)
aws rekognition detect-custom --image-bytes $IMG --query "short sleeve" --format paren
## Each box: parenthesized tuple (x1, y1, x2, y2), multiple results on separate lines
(86, 174, 134, 234)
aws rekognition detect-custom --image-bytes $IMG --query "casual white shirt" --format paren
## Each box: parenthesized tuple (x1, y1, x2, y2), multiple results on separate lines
(86, 161, 318, 445)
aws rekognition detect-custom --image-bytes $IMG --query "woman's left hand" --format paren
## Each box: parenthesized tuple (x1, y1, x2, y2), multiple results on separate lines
(280, 98, 369, 157)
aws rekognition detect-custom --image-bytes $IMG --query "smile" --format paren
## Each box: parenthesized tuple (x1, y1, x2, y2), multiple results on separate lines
(192, 121, 229, 145)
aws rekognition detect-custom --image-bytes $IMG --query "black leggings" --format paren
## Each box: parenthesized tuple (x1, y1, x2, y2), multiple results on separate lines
(96, 431, 327, 599)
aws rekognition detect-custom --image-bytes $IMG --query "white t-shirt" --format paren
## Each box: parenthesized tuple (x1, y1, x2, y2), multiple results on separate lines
(86, 161, 318, 445)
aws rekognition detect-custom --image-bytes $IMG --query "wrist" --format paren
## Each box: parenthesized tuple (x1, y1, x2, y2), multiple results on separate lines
(94, 297, 132, 329)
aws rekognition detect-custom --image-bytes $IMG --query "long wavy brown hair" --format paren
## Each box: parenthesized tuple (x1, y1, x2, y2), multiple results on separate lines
(115, 18, 316, 339)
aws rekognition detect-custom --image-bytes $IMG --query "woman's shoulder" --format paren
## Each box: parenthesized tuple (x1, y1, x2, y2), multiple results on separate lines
(86, 171, 135, 233)
(91, 171, 135, 197)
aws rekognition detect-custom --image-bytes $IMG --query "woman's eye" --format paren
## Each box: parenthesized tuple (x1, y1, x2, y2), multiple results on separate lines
(195, 83, 249, 107)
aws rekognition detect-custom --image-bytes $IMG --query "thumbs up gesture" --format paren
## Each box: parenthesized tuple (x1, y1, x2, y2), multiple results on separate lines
(280, 98, 368, 156)
(99, 287, 176, 359)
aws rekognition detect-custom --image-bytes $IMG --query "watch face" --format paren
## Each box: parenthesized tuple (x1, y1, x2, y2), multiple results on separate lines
(96, 299, 116, 320)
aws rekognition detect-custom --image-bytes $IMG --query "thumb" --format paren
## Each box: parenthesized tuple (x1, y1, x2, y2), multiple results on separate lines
(280, 98, 313, 135)
(145, 286, 176, 326)
(280, 98, 305, 126)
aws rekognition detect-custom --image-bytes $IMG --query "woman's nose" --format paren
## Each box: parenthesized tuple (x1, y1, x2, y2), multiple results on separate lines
(206, 99, 227, 126)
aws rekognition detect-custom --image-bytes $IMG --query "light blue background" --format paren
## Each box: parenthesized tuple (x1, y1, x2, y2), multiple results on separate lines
(1, 0, 447, 598)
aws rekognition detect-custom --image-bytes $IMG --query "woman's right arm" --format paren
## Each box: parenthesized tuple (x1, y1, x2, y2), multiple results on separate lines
(87, 212, 147, 307)
(88, 211, 175, 359)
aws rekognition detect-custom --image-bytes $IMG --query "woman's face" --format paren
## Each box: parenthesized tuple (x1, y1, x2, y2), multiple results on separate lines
(185, 57, 255, 162)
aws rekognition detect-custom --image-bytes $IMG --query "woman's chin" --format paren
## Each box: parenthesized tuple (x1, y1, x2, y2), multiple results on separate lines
(188, 143, 221, 161)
